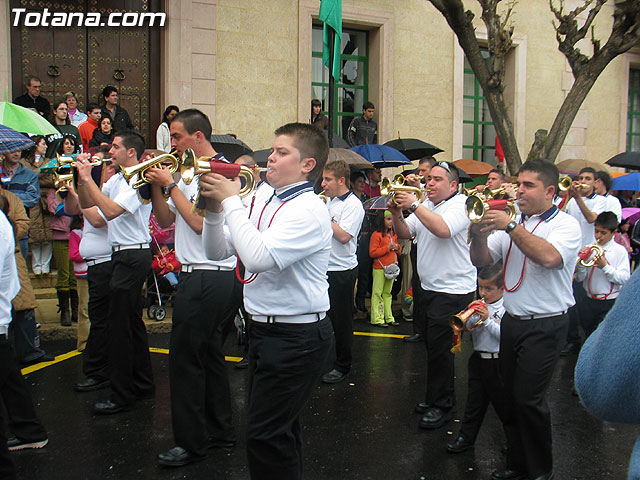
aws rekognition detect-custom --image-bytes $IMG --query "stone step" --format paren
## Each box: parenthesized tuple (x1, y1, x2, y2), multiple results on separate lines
(35, 287, 56, 300)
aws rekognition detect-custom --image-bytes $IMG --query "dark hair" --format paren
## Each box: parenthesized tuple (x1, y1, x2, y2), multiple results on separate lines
(25, 75, 41, 86)
(363, 101, 375, 111)
(70, 215, 83, 231)
(595, 211, 619, 232)
(324, 160, 351, 189)
(518, 159, 559, 194)
(171, 109, 212, 140)
(373, 210, 392, 235)
(595, 170, 612, 192)
(95, 144, 111, 156)
(102, 85, 118, 102)
(51, 101, 70, 125)
(418, 156, 437, 168)
(489, 168, 505, 180)
(114, 130, 146, 159)
(22, 135, 45, 163)
(99, 116, 113, 130)
(579, 167, 596, 177)
(58, 134, 79, 155)
(433, 161, 459, 184)
(86, 103, 101, 114)
(350, 171, 366, 184)
(311, 99, 322, 108)
(162, 105, 180, 125)
(477, 262, 503, 288)
(273, 123, 329, 183)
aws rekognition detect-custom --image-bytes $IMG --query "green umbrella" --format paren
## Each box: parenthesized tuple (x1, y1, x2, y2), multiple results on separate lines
(0, 101, 58, 136)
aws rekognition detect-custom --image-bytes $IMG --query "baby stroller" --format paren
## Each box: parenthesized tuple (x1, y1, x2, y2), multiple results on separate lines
(146, 214, 178, 321)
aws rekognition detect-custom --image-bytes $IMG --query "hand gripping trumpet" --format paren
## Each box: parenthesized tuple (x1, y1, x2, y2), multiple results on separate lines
(380, 174, 426, 205)
(121, 150, 181, 189)
(577, 244, 604, 267)
(465, 193, 516, 223)
(54, 172, 74, 193)
(450, 298, 486, 332)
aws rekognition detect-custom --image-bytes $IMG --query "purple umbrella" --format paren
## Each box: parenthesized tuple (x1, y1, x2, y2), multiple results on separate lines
(622, 207, 640, 225)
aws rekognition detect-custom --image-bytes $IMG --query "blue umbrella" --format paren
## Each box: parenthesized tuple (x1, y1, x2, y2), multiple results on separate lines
(0, 124, 35, 154)
(611, 172, 640, 191)
(350, 144, 411, 168)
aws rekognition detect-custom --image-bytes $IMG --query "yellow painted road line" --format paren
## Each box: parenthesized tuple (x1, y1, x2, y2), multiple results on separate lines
(20, 332, 410, 373)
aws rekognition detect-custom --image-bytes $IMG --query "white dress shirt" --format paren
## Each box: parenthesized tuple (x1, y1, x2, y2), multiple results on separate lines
(327, 191, 364, 271)
(0, 214, 19, 335)
(405, 193, 477, 294)
(203, 182, 332, 319)
(604, 193, 622, 222)
(79, 220, 111, 261)
(487, 206, 582, 316)
(101, 173, 152, 247)
(566, 194, 608, 247)
(472, 297, 504, 353)
(575, 238, 630, 300)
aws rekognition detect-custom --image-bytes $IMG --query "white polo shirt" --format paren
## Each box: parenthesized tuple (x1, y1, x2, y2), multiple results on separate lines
(101, 173, 152, 247)
(168, 177, 235, 269)
(0, 213, 19, 335)
(487, 206, 581, 316)
(79, 220, 111, 261)
(565, 194, 608, 246)
(604, 193, 622, 222)
(575, 238, 630, 300)
(327, 191, 364, 271)
(203, 181, 332, 318)
(471, 297, 504, 353)
(405, 193, 476, 294)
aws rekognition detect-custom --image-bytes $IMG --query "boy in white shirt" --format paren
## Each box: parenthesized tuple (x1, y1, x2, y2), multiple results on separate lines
(448, 263, 506, 454)
(575, 211, 631, 338)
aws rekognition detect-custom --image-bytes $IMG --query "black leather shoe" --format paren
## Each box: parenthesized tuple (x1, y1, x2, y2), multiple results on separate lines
(559, 342, 580, 356)
(322, 369, 348, 384)
(21, 353, 55, 366)
(208, 437, 236, 449)
(414, 402, 429, 414)
(447, 435, 474, 453)
(235, 357, 249, 369)
(531, 472, 554, 480)
(419, 407, 451, 429)
(158, 446, 205, 467)
(490, 469, 527, 480)
(404, 333, 423, 343)
(371, 322, 388, 328)
(74, 377, 110, 392)
(93, 399, 129, 415)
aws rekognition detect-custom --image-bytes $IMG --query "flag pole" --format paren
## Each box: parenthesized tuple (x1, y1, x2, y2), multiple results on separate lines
(327, 28, 335, 147)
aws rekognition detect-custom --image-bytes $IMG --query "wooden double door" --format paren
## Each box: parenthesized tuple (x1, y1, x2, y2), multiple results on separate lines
(10, 0, 161, 146)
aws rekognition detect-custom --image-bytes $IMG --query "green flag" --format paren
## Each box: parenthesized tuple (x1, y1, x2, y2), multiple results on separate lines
(319, 0, 342, 80)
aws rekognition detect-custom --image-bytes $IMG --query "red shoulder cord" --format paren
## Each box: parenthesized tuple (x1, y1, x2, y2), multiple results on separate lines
(502, 217, 544, 292)
(234, 197, 287, 284)
(587, 260, 613, 300)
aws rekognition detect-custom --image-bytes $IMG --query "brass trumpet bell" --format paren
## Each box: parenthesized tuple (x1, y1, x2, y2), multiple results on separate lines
(380, 174, 426, 205)
(558, 175, 573, 192)
(465, 194, 516, 223)
(578, 244, 604, 267)
(54, 173, 74, 192)
(121, 151, 181, 189)
(451, 298, 486, 332)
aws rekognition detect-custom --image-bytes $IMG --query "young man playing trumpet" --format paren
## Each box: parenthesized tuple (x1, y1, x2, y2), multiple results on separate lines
(562, 167, 608, 355)
(200, 123, 333, 480)
(469, 159, 581, 480)
(75, 131, 154, 415)
(320, 159, 364, 383)
(575, 211, 630, 338)
(144, 109, 240, 467)
(389, 161, 476, 430)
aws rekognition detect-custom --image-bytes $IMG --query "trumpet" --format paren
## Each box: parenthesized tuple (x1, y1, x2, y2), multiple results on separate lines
(318, 190, 329, 204)
(557, 175, 588, 192)
(380, 174, 426, 205)
(121, 150, 181, 189)
(577, 244, 604, 267)
(484, 184, 519, 200)
(465, 193, 516, 223)
(57, 153, 109, 171)
(54, 172, 74, 193)
(451, 298, 486, 332)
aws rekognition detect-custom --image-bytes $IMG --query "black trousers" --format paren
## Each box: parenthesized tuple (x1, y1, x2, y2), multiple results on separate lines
(327, 266, 358, 373)
(169, 270, 237, 456)
(500, 312, 568, 479)
(9, 309, 45, 363)
(566, 280, 584, 345)
(410, 245, 424, 336)
(82, 261, 111, 380)
(354, 233, 372, 309)
(419, 288, 474, 409)
(246, 317, 332, 480)
(459, 352, 506, 444)
(108, 249, 154, 407)
(578, 296, 615, 339)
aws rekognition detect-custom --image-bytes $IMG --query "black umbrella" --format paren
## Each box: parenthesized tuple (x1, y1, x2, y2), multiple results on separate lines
(383, 138, 443, 160)
(210, 134, 252, 162)
(252, 149, 271, 167)
(605, 152, 640, 170)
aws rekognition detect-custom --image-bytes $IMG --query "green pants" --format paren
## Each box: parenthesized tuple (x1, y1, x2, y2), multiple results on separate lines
(53, 240, 77, 291)
(370, 268, 395, 325)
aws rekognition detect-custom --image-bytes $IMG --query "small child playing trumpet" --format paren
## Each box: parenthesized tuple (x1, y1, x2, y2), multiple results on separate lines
(575, 211, 630, 338)
(448, 263, 506, 454)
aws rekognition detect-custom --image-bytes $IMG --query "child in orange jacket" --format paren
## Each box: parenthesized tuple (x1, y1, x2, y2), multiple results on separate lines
(369, 210, 401, 327)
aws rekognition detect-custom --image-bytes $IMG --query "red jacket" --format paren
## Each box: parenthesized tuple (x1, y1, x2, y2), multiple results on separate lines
(369, 230, 401, 268)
